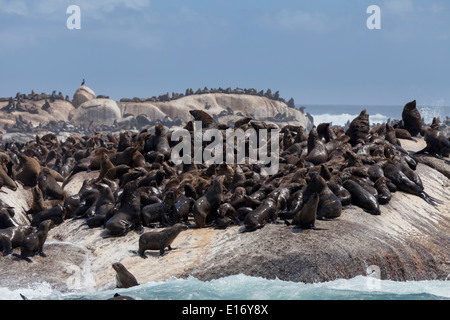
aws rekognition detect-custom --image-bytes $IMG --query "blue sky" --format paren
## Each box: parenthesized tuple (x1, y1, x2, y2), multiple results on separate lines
(0, 0, 449, 106)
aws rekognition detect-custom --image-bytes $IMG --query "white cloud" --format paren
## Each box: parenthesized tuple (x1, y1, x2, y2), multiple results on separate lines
(0, 0, 28, 15)
(384, 0, 414, 16)
(257, 9, 328, 33)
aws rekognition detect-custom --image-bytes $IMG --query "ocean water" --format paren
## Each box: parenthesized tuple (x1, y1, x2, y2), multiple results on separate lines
(301, 104, 450, 127)
(1, 274, 449, 300)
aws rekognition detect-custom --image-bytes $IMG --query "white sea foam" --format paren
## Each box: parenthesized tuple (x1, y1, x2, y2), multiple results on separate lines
(2, 274, 448, 300)
(310, 113, 389, 127)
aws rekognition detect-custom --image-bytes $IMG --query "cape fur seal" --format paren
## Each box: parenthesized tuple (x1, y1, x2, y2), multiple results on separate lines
(112, 262, 139, 288)
(137, 223, 188, 257)
(16, 154, 41, 187)
(105, 180, 142, 236)
(141, 190, 178, 227)
(0, 225, 35, 256)
(16, 220, 52, 262)
(86, 183, 115, 228)
(193, 176, 223, 228)
(401, 100, 422, 137)
(243, 197, 278, 232)
(292, 192, 319, 229)
(416, 118, 450, 159)
(345, 109, 370, 145)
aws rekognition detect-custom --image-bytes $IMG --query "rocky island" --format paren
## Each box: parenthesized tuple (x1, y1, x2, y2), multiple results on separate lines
(0, 86, 448, 295)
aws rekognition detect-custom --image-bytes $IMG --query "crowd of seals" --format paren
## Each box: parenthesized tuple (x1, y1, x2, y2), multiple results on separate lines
(0, 98, 448, 297)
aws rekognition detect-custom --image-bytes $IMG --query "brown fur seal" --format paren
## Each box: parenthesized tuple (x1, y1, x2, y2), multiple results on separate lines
(38, 167, 66, 200)
(108, 293, 135, 300)
(96, 153, 114, 182)
(303, 172, 342, 219)
(16, 154, 41, 187)
(141, 190, 178, 227)
(193, 176, 223, 228)
(401, 100, 422, 136)
(345, 110, 370, 146)
(26, 186, 63, 216)
(189, 110, 217, 129)
(0, 207, 18, 229)
(16, 220, 52, 262)
(0, 165, 17, 191)
(105, 180, 142, 236)
(86, 183, 115, 228)
(30, 204, 65, 227)
(343, 179, 380, 215)
(382, 162, 442, 206)
(137, 223, 188, 257)
(416, 119, 450, 159)
(305, 126, 328, 165)
(292, 192, 319, 229)
(243, 197, 278, 232)
(112, 262, 139, 288)
(0, 225, 35, 256)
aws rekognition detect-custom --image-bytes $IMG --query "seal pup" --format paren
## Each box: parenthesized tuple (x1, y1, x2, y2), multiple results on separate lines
(401, 100, 422, 137)
(15, 220, 52, 263)
(137, 223, 188, 257)
(112, 262, 139, 288)
(192, 176, 223, 228)
(0, 225, 35, 256)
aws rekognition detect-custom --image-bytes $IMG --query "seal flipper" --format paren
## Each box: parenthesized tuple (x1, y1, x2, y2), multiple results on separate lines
(420, 192, 442, 207)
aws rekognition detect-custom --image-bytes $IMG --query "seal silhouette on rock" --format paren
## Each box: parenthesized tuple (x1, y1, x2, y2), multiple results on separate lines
(137, 223, 188, 257)
(112, 262, 139, 288)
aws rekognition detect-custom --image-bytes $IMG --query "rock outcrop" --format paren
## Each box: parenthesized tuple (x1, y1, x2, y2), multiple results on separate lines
(72, 86, 96, 109)
(70, 98, 121, 127)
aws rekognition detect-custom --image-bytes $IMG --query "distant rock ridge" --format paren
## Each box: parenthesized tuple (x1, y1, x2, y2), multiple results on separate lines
(119, 86, 297, 106)
(0, 86, 312, 140)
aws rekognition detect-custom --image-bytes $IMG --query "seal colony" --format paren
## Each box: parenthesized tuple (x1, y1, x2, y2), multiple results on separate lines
(0, 92, 448, 292)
